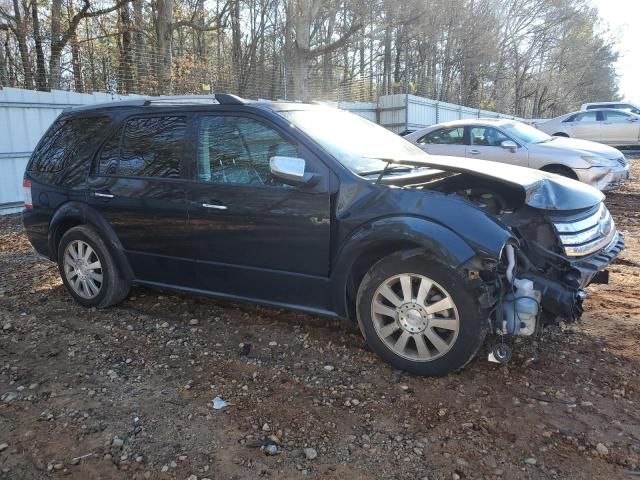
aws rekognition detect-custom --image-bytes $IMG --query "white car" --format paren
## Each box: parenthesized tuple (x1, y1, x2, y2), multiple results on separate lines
(537, 108, 640, 147)
(581, 101, 640, 115)
(405, 119, 629, 191)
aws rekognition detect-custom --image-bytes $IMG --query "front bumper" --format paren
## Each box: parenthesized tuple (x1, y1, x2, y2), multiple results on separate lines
(575, 164, 630, 191)
(570, 231, 624, 287)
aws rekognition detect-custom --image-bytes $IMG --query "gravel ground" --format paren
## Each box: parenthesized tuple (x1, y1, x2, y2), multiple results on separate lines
(2, 158, 640, 480)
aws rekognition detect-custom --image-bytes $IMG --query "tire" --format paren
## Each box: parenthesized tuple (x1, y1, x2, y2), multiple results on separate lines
(57, 225, 130, 308)
(356, 251, 487, 376)
(541, 165, 578, 180)
(553, 132, 569, 137)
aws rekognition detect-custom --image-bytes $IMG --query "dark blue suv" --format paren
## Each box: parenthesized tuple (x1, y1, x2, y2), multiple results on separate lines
(22, 94, 623, 376)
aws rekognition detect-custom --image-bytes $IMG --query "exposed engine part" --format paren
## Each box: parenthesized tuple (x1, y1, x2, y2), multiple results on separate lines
(524, 272, 585, 321)
(489, 343, 513, 364)
(505, 244, 516, 283)
(496, 277, 541, 336)
(455, 188, 509, 215)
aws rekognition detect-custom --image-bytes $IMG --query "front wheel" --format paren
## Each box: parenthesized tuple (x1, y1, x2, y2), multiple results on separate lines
(356, 252, 486, 376)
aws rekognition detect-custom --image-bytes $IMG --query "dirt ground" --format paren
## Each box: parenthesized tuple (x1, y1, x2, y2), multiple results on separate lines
(2, 158, 640, 480)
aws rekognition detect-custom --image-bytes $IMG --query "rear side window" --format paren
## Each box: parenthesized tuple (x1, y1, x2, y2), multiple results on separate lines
(29, 116, 109, 172)
(586, 104, 613, 110)
(565, 111, 599, 122)
(95, 116, 186, 178)
(417, 127, 465, 145)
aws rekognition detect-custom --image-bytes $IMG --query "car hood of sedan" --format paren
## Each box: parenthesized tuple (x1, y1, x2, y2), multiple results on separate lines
(533, 137, 622, 159)
(386, 155, 604, 211)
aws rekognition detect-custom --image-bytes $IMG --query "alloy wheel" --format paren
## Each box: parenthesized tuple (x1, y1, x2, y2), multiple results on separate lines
(63, 240, 103, 299)
(370, 273, 460, 361)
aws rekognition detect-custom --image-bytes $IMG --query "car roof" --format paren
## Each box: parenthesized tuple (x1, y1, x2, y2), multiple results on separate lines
(62, 94, 323, 115)
(582, 101, 636, 106)
(411, 118, 521, 132)
(567, 108, 639, 114)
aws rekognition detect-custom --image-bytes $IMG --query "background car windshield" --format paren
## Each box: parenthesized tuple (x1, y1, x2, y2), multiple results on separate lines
(502, 123, 551, 144)
(280, 109, 428, 174)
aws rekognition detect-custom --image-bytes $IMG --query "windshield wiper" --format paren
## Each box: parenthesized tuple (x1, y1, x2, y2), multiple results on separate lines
(359, 165, 413, 177)
(359, 157, 417, 183)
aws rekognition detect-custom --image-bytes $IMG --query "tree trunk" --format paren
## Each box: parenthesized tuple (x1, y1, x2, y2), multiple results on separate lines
(155, 0, 174, 94)
(287, 0, 321, 101)
(48, 0, 62, 89)
(133, 0, 146, 90)
(230, 0, 242, 93)
(382, 21, 392, 95)
(119, 3, 133, 93)
(70, 34, 83, 92)
(0, 34, 7, 87)
(31, 2, 48, 90)
(85, 19, 98, 92)
(4, 34, 17, 86)
(12, 0, 34, 88)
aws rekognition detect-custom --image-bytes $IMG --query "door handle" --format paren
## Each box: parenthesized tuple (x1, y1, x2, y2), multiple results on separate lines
(469, 149, 481, 155)
(93, 191, 114, 199)
(202, 203, 228, 210)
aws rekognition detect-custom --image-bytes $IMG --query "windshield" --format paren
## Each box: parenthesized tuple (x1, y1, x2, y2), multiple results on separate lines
(279, 109, 429, 174)
(502, 122, 552, 144)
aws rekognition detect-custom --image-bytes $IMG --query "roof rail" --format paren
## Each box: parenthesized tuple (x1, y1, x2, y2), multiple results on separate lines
(143, 93, 246, 106)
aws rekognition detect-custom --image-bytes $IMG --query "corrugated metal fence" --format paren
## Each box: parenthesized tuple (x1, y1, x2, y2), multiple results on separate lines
(355, 94, 524, 134)
(0, 88, 144, 214)
(0, 88, 523, 214)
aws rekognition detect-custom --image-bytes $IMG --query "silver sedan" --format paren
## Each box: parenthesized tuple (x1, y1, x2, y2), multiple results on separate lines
(404, 119, 629, 191)
(537, 108, 640, 147)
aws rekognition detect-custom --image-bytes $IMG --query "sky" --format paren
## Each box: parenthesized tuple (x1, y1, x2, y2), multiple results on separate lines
(590, 0, 640, 103)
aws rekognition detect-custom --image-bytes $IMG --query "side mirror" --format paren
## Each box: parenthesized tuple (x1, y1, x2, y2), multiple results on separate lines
(269, 156, 318, 186)
(501, 140, 518, 152)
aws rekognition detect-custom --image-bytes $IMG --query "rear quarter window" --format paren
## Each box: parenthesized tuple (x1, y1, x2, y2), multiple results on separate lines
(28, 116, 110, 173)
(94, 116, 187, 178)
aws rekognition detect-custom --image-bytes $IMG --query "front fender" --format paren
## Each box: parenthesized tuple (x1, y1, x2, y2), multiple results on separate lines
(330, 215, 512, 318)
(49, 201, 134, 280)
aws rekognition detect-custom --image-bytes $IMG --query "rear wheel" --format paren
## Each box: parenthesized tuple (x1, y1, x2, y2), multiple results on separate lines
(57, 225, 130, 308)
(356, 252, 486, 376)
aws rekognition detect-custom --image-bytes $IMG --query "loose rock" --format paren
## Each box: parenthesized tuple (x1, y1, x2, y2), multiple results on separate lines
(303, 448, 318, 460)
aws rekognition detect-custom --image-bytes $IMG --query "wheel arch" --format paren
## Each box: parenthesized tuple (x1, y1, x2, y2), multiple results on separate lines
(49, 202, 134, 281)
(331, 216, 481, 322)
(540, 163, 579, 179)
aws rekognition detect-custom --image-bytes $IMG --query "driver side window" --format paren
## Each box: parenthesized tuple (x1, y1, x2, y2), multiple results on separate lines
(604, 110, 631, 121)
(197, 116, 297, 187)
(469, 126, 510, 147)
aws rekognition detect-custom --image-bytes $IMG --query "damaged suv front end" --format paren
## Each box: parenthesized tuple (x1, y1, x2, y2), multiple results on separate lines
(279, 106, 623, 374)
(382, 155, 623, 352)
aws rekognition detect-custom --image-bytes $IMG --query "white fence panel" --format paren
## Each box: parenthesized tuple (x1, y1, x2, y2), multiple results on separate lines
(405, 95, 438, 131)
(378, 94, 524, 133)
(377, 94, 408, 134)
(338, 101, 377, 122)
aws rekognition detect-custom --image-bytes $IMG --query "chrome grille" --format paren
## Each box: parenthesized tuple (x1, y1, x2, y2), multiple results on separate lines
(617, 156, 627, 167)
(552, 203, 617, 257)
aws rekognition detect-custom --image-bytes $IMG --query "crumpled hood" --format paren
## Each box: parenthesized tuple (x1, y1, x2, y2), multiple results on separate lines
(390, 155, 604, 211)
(535, 137, 623, 160)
